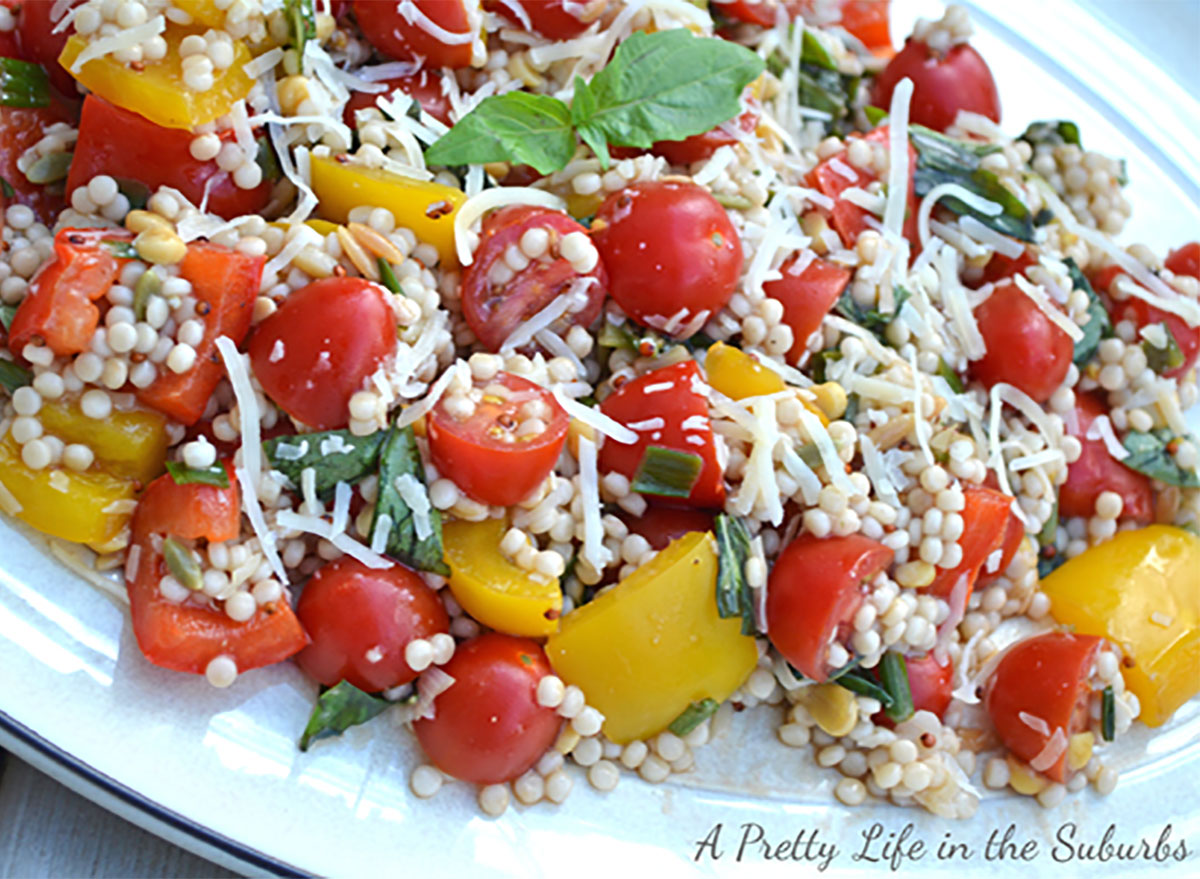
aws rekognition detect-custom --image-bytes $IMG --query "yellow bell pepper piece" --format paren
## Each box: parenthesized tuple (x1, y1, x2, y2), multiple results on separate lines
(38, 400, 168, 487)
(1041, 525, 1200, 727)
(0, 436, 137, 545)
(705, 341, 786, 400)
(443, 518, 562, 638)
(170, 0, 224, 28)
(309, 154, 465, 265)
(59, 28, 254, 130)
(269, 219, 341, 238)
(546, 531, 758, 743)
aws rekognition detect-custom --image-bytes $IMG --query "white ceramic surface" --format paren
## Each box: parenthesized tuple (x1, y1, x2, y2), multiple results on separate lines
(2, 2, 1199, 876)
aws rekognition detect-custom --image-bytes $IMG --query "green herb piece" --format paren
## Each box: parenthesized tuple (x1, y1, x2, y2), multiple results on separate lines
(842, 391, 859, 423)
(836, 668, 893, 706)
(0, 57, 50, 108)
(827, 655, 862, 681)
(378, 257, 403, 294)
(299, 680, 391, 752)
(1142, 322, 1185, 374)
(0, 304, 15, 331)
(1019, 120, 1082, 149)
(714, 513, 755, 635)
(835, 284, 910, 342)
(165, 460, 230, 488)
(936, 356, 965, 394)
(1063, 257, 1110, 366)
(24, 151, 71, 185)
(1037, 548, 1065, 579)
(255, 134, 281, 182)
(668, 698, 720, 736)
(879, 652, 914, 722)
(370, 421, 450, 575)
(909, 125, 1035, 243)
(425, 91, 576, 175)
(797, 65, 854, 124)
(103, 240, 140, 259)
(712, 192, 754, 210)
(162, 536, 203, 591)
(284, 0, 316, 58)
(0, 176, 13, 199)
(132, 269, 161, 322)
(800, 28, 837, 70)
(0, 358, 31, 394)
(631, 445, 702, 497)
(1101, 685, 1115, 742)
(1120, 429, 1200, 488)
(115, 178, 150, 211)
(863, 105, 888, 126)
(263, 428, 386, 500)
(810, 349, 843, 384)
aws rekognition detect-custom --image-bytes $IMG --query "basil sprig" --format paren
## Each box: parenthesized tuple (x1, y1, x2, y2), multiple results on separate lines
(1120, 429, 1200, 487)
(909, 125, 1035, 242)
(0, 58, 50, 108)
(370, 422, 450, 576)
(300, 680, 392, 752)
(714, 513, 755, 635)
(1064, 257, 1111, 366)
(632, 445, 702, 498)
(425, 29, 763, 173)
(165, 460, 230, 488)
(263, 428, 386, 501)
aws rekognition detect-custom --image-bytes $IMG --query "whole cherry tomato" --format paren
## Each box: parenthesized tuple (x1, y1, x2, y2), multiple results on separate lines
(970, 280, 1074, 404)
(591, 181, 742, 336)
(872, 38, 1000, 133)
(1059, 393, 1154, 523)
(413, 633, 562, 784)
(248, 277, 396, 430)
(353, 0, 478, 69)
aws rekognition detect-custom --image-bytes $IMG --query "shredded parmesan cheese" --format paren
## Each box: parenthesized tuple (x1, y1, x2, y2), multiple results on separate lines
(883, 78, 913, 236)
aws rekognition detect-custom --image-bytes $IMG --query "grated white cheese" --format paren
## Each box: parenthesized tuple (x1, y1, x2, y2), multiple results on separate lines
(244, 47, 284, 78)
(552, 388, 638, 445)
(958, 215, 1025, 258)
(454, 187, 566, 265)
(277, 509, 394, 569)
(69, 16, 164, 72)
(1029, 727, 1068, 773)
(1019, 711, 1051, 736)
(397, 360, 464, 429)
(860, 434, 899, 505)
(1085, 413, 1129, 460)
(370, 513, 393, 554)
(937, 242, 988, 360)
(882, 78, 913, 236)
(1013, 274, 1084, 342)
(331, 481, 352, 537)
(918, 182, 1002, 250)
(907, 348, 934, 467)
(576, 436, 612, 573)
(395, 474, 433, 541)
(1150, 611, 1174, 628)
(795, 407, 856, 496)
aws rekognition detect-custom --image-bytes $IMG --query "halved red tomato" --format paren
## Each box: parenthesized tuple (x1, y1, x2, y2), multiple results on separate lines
(342, 70, 452, 128)
(970, 280, 1073, 404)
(621, 505, 715, 550)
(1059, 393, 1154, 523)
(763, 254, 853, 363)
(651, 109, 759, 166)
(485, 0, 605, 38)
(353, 0, 477, 69)
(924, 485, 1013, 603)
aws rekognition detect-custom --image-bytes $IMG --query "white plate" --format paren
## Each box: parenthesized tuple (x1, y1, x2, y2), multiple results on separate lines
(2, 2, 1199, 876)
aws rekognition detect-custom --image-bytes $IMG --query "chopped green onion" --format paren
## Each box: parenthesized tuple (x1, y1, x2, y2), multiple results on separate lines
(255, 135, 281, 182)
(1143, 322, 1185, 374)
(836, 669, 893, 707)
(936, 356, 965, 394)
(1038, 497, 1059, 548)
(1101, 685, 1115, 741)
(631, 446, 702, 497)
(863, 105, 888, 126)
(132, 269, 161, 322)
(714, 513, 755, 635)
(827, 656, 861, 681)
(162, 536, 203, 591)
(24, 151, 71, 185)
(284, 0, 317, 59)
(378, 257, 403, 294)
(879, 652, 914, 722)
(0, 58, 50, 108)
(800, 27, 837, 71)
(165, 460, 230, 488)
(0, 304, 15, 332)
(668, 698, 720, 736)
(712, 192, 754, 211)
(0, 358, 32, 394)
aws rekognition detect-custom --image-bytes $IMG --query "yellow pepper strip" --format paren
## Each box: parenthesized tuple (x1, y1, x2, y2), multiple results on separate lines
(1041, 525, 1200, 727)
(0, 436, 137, 545)
(705, 341, 786, 400)
(59, 28, 254, 130)
(38, 400, 168, 487)
(309, 155, 465, 266)
(269, 219, 341, 238)
(546, 531, 758, 743)
(170, 0, 225, 28)
(443, 518, 562, 638)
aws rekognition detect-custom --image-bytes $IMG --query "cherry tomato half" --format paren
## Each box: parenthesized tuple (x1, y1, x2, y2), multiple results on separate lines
(591, 181, 742, 337)
(427, 371, 568, 506)
(598, 360, 726, 509)
(248, 277, 396, 431)
(17, 0, 83, 97)
(766, 533, 893, 681)
(872, 39, 1000, 133)
(622, 505, 715, 551)
(652, 110, 759, 167)
(459, 205, 606, 352)
(413, 633, 561, 784)
(295, 557, 449, 692)
(764, 254, 853, 363)
(1059, 393, 1154, 523)
(0, 103, 73, 223)
(712, 0, 803, 27)
(874, 652, 954, 726)
(353, 0, 477, 69)
(342, 70, 452, 128)
(985, 631, 1101, 782)
(924, 485, 1012, 604)
(970, 280, 1073, 403)
(1165, 241, 1200, 279)
(485, 0, 606, 39)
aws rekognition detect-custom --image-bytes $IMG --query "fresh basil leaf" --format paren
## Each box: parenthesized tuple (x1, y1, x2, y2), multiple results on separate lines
(1063, 257, 1110, 366)
(1019, 120, 1081, 149)
(714, 513, 755, 635)
(103, 240, 140, 259)
(0, 58, 50, 108)
(113, 178, 149, 211)
(668, 698, 720, 736)
(263, 429, 386, 500)
(835, 284, 910, 342)
(0, 358, 32, 394)
(801, 28, 838, 70)
(1120, 429, 1200, 487)
(1101, 685, 1115, 742)
(425, 91, 576, 175)
(299, 680, 391, 752)
(370, 422, 450, 575)
(798, 65, 851, 122)
(165, 460, 230, 488)
(836, 668, 893, 706)
(910, 125, 1035, 243)
(936, 356, 965, 394)
(631, 446, 702, 497)
(255, 134, 281, 183)
(0, 304, 15, 332)
(0, 176, 13, 198)
(1143, 322, 1185, 374)
(284, 0, 316, 58)
(573, 29, 764, 164)
(863, 105, 888, 126)
(879, 652, 914, 722)
(378, 257, 403, 295)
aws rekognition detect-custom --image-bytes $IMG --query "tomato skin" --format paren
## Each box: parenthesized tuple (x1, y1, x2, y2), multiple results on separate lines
(247, 277, 395, 431)
(712, 0, 803, 26)
(838, 0, 892, 53)
(766, 533, 894, 681)
(651, 110, 758, 166)
(428, 372, 568, 507)
(342, 70, 452, 127)
(622, 505, 715, 551)
(592, 181, 741, 335)
(977, 503, 1025, 588)
(459, 206, 606, 352)
(874, 653, 953, 726)
(485, 0, 605, 39)
(413, 633, 561, 784)
(127, 464, 308, 675)
(598, 360, 725, 509)
(7, 228, 128, 358)
(970, 281, 1073, 404)
(138, 243, 264, 425)
(0, 104, 73, 223)
(1165, 242, 1200, 279)
(985, 631, 1101, 782)
(1059, 393, 1154, 523)
(872, 39, 1000, 133)
(67, 96, 270, 222)
(1110, 298, 1198, 381)
(978, 249, 1035, 286)
(17, 0, 83, 97)
(764, 254, 852, 363)
(353, 0, 476, 69)
(924, 485, 1012, 601)
(295, 557, 449, 692)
